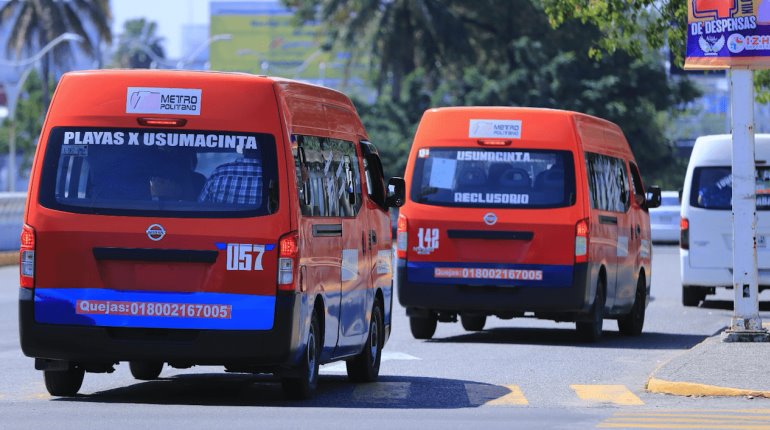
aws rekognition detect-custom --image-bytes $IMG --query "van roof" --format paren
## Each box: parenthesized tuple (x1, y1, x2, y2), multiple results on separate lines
(413, 106, 624, 151)
(691, 134, 770, 165)
(46, 69, 364, 137)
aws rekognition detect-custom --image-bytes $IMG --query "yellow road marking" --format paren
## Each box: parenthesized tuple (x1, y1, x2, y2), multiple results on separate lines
(352, 382, 410, 402)
(464, 383, 528, 406)
(570, 384, 643, 406)
(599, 410, 770, 429)
(647, 377, 770, 398)
(599, 423, 770, 429)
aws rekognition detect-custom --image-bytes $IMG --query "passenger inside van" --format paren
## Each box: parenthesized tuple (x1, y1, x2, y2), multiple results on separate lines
(199, 147, 263, 205)
(150, 152, 205, 201)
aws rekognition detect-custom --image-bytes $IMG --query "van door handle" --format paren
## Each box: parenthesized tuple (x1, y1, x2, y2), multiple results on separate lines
(599, 215, 618, 225)
(369, 230, 377, 246)
(312, 223, 343, 237)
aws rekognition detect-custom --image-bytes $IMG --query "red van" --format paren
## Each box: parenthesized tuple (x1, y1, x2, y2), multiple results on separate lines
(19, 70, 404, 399)
(397, 107, 660, 342)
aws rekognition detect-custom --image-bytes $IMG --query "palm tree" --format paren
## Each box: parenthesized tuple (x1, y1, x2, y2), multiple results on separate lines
(0, 0, 112, 104)
(288, 0, 472, 98)
(111, 18, 166, 69)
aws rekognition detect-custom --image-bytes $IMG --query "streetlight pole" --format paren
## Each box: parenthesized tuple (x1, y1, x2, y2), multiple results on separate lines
(1, 32, 83, 192)
(176, 34, 232, 69)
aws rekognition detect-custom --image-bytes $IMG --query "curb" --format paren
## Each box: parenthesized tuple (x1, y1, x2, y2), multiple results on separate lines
(0, 251, 16, 267)
(647, 377, 770, 398)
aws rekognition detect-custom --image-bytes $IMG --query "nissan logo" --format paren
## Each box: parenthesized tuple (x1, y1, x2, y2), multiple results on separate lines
(483, 212, 497, 226)
(146, 224, 166, 241)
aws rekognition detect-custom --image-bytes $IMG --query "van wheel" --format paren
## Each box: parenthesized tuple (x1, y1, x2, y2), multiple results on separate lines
(346, 301, 384, 382)
(44, 368, 84, 397)
(461, 314, 487, 331)
(682, 286, 704, 307)
(282, 311, 321, 400)
(576, 278, 605, 343)
(618, 276, 646, 336)
(129, 361, 163, 380)
(409, 314, 437, 340)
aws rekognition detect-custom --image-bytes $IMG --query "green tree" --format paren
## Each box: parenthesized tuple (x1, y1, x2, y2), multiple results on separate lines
(284, 0, 472, 98)
(0, 0, 112, 104)
(111, 18, 165, 69)
(541, 0, 770, 102)
(0, 70, 49, 177)
(365, 1, 697, 187)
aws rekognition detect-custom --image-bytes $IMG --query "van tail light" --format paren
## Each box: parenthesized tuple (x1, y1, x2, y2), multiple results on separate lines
(396, 214, 408, 259)
(20, 224, 35, 289)
(575, 218, 589, 264)
(680, 217, 689, 250)
(278, 231, 299, 291)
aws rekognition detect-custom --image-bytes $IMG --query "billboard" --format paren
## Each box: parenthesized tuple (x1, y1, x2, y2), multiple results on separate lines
(686, 0, 770, 69)
(209, 1, 368, 92)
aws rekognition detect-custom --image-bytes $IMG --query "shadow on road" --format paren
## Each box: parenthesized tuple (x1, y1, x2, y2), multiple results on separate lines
(427, 326, 708, 350)
(53, 374, 509, 408)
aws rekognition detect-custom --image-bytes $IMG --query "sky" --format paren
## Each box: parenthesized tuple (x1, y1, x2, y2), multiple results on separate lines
(111, 0, 211, 59)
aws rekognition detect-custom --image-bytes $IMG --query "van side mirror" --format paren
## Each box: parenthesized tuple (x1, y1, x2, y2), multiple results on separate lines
(385, 177, 406, 208)
(646, 186, 662, 209)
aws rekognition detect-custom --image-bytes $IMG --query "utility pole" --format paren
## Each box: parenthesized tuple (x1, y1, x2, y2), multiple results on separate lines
(722, 68, 769, 342)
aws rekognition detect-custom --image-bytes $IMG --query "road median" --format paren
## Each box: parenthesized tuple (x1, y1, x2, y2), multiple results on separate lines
(0, 251, 16, 267)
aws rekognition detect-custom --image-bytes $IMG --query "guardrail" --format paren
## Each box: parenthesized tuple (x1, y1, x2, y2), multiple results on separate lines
(0, 192, 26, 251)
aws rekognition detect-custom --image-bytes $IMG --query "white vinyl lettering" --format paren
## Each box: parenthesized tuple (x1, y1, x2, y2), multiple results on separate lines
(226, 244, 266, 271)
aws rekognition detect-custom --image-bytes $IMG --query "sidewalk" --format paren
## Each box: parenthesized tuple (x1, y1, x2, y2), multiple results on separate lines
(647, 328, 770, 398)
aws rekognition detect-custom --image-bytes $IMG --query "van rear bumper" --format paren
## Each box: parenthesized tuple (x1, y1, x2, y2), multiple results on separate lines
(19, 289, 305, 368)
(397, 260, 591, 314)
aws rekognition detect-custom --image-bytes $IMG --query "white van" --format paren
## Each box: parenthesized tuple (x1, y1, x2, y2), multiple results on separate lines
(680, 134, 770, 306)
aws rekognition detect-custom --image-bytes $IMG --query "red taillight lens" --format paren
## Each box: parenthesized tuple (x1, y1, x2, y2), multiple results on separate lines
(20, 224, 35, 289)
(137, 117, 187, 127)
(396, 214, 408, 259)
(680, 217, 689, 250)
(278, 232, 299, 291)
(575, 219, 589, 263)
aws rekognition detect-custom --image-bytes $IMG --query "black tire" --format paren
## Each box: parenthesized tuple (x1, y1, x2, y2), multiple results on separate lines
(409, 314, 437, 340)
(682, 286, 703, 307)
(44, 368, 84, 397)
(576, 277, 605, 343)
(346, 301, 384, 382)
(129, 361, 163, 381)
(618, 275, 646, 336)
(282, 311, 321, 400)
(460, 314, 487, 331)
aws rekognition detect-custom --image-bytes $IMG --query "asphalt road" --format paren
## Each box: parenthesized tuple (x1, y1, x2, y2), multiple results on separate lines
(1, 245, 769, 429)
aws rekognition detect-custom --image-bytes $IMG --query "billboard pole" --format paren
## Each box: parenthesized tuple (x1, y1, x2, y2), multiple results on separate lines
(722, 68, 769, 342)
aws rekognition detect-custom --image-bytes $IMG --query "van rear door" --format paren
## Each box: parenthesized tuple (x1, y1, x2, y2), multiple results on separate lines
(688, 166, 770, 270)
(31, 127, 286, 331)
(405, 147, 579, 287)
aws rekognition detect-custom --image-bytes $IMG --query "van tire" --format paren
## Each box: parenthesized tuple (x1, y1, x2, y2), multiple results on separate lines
(682, 286, 703, 307)
(409, 315, 437, 340)
(346, 301, 384, 382)
(44, 368, 84, 397)
(282, 311, 321, 400)
(461, 314, 487, 331)
(129, 361, 163, 380)
(576, 278, 605, 343)
(618, 276, 646, 336)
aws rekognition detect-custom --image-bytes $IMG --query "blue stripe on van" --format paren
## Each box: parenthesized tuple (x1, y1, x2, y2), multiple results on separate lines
(406, 261, 573, 287)
(34, 288, 275, 330)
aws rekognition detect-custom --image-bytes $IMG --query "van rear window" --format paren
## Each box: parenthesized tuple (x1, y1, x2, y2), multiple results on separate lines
(410, 148, 575, 208)
(39, 127, 279, 217)
(691, 166, 770, 210)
